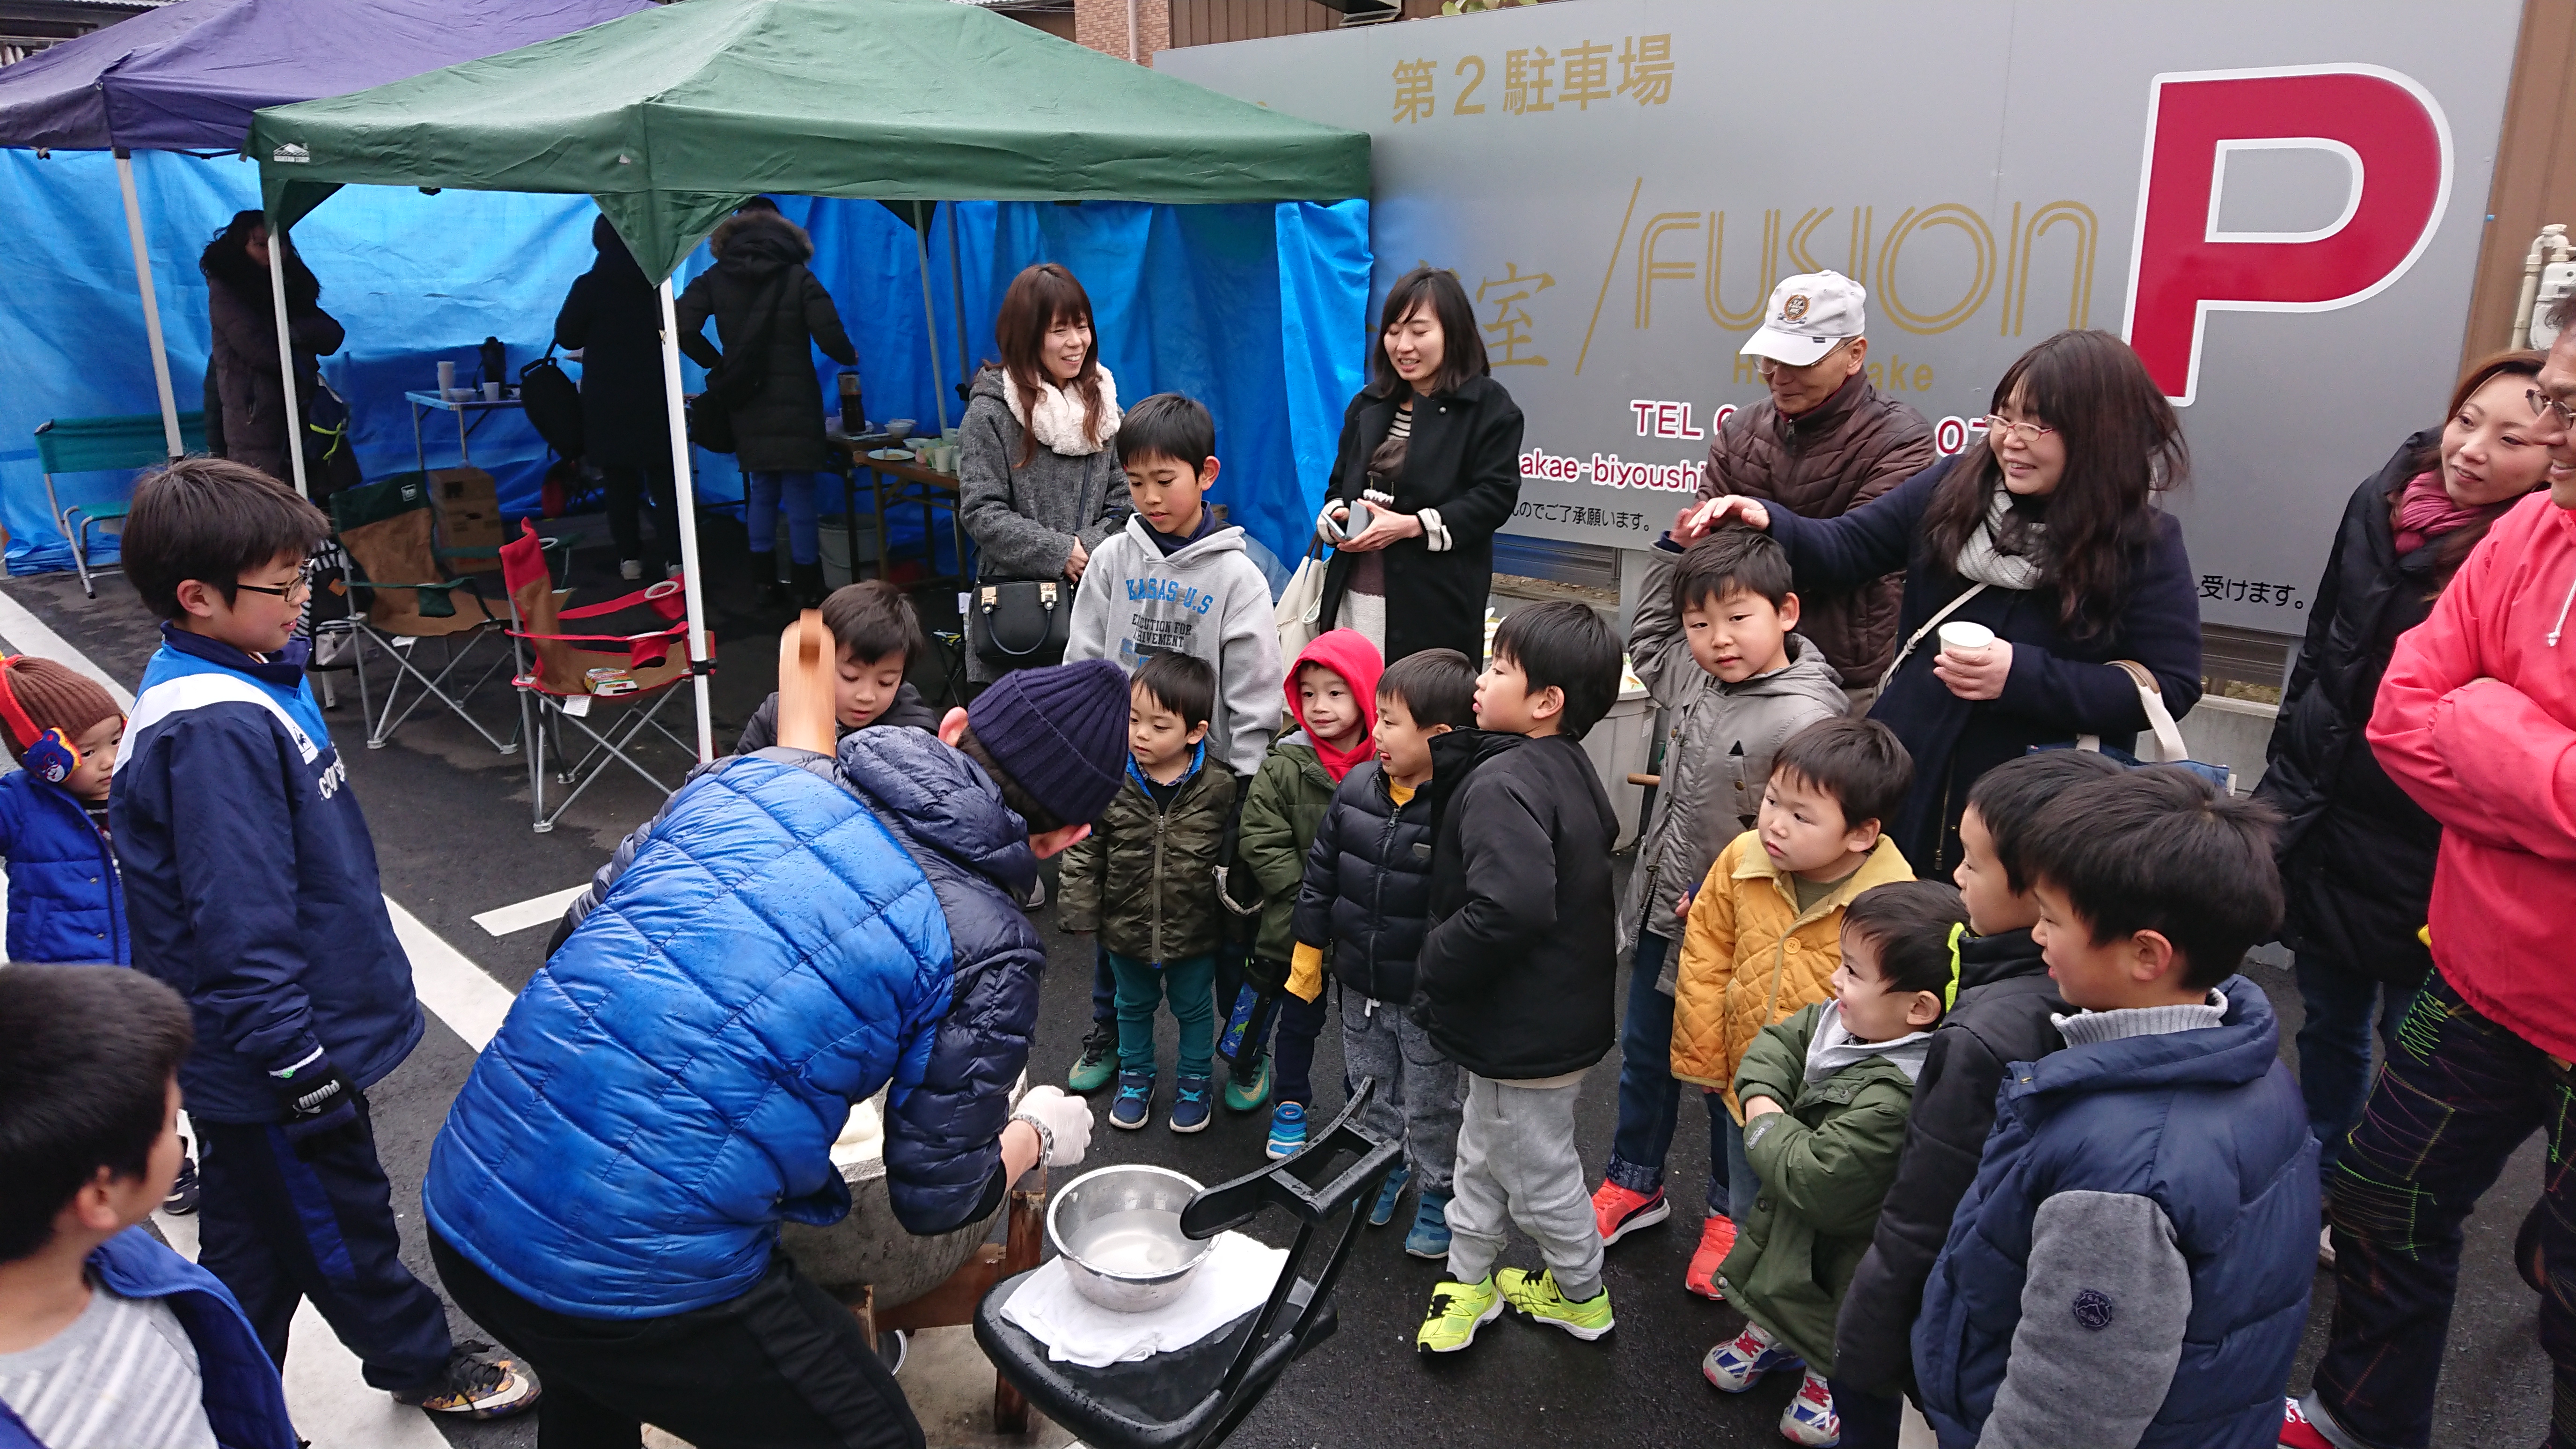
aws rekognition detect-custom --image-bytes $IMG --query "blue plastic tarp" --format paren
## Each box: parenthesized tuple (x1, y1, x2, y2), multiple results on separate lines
(1, 149, 1369, 578)
(0, 0, 649, 152)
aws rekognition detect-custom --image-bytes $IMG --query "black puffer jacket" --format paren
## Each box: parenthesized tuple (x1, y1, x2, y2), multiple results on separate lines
(1412, 731, 1618, 1079)
(1056, 747, 1238, 965)
(674, 211, 856, 473)
(1831, 927, 2065, 1396)
(1293, 759, 1436, 1003)
(2253, 435, 2446, 986)
(555, 215, 669, 471)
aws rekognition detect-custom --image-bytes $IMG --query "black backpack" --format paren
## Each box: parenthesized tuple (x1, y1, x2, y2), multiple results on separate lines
(518, 345, 585, 461)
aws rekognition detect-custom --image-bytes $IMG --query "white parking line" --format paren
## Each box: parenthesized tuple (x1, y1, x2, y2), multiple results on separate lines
(471, 883, 590, 938)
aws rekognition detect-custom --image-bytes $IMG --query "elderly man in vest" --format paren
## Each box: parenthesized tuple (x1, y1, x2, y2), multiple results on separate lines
(1701, 271, 1935, 712)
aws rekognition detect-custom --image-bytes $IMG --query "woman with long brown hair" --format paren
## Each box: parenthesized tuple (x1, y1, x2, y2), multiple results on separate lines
(1313, 266, 1523, 664)
(2255, 349, 2552, 1204)
(1688, 328, 2204, 871)
(958, 263, 1131, 684)
(200, 209, 343, 485)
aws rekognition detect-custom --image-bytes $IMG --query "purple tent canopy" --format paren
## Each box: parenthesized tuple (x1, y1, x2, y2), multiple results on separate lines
(0, 0, 647, 152)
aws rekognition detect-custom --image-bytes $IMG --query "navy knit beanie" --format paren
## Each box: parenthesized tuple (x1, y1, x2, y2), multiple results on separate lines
(966, 659, 1130, 827)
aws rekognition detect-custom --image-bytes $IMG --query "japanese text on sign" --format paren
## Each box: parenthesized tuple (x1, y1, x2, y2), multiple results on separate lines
(1393, 33, 1673, 124)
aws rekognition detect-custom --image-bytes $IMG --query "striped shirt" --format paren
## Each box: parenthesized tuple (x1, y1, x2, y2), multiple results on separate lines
(0, 1276, 216, 1449)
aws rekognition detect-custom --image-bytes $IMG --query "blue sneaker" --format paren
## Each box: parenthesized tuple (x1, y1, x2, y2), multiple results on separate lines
(1701, 1321, 1803, 1393)
(1266, 1102, 1307, 1160)
(1170, 1075, 1213, 1134)
(1110, 1071, 1154, 1130)
(1406, 1190, 1452, 1259)
(1369, 1164, 1413, 1227)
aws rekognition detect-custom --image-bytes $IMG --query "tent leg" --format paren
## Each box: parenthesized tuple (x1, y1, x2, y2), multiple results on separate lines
(947, 204, 971, 405)
(657, 277, 716, 762)
(265, 216, 312, 499)
(914, 203, 949, 436)
(117, 151, 184, 461)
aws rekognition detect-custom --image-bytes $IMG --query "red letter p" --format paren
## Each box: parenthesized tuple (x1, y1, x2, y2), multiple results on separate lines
(2121, 65, 2452, 405)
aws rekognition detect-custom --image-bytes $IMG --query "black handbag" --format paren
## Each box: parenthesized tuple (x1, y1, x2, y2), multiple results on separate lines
(685, 274, 786, 455)
(974, 579, 1073, 663)
(517, 345, 585, 461)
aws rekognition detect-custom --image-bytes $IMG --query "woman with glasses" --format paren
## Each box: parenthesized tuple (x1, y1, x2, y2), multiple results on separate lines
(1686, 328, 2202, 873)
(2254, 349, 2551, 1236)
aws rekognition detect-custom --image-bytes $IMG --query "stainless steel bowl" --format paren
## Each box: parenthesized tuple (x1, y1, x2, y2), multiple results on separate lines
(1047, 1164, 1213, 1313)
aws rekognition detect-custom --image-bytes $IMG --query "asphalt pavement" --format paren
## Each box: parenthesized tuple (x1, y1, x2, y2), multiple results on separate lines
(1, 518, 2553, 1449)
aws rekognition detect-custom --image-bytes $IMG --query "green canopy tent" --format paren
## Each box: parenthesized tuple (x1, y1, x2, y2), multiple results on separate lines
(246, 0, 1369, 759)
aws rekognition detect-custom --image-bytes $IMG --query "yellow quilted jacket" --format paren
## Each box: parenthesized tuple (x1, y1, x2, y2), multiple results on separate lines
(1669, 830, 1914, 1117)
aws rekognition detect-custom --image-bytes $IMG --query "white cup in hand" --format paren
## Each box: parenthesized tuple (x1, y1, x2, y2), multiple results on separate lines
(1014, 1084, 1092, 1168)
(1937, 621, 1996, 660)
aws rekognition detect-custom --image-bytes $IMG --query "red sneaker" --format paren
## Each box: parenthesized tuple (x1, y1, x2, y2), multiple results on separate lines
(1684, 1214, 1737, 1299)
(2278, 1395, 2335, 1449)
(1591, 1180, 1671, 1245)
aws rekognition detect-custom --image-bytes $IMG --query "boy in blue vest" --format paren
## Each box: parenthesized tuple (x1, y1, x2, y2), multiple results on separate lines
(0, 963, 296, 1449)
(111, 458, 537, 1420)
(1910, 766, 2314, 1449)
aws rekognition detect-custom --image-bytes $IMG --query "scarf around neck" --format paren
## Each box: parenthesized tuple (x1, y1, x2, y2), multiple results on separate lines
(1953, 483, 2049, 591)
(1003, 366, 1120, 457)
(2391, 469, 2506, 556)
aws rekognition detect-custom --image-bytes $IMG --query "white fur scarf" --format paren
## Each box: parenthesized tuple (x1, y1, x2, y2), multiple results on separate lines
(1003, 366, 1121, 457)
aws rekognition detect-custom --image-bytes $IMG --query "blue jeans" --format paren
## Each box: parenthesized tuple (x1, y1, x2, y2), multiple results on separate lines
(2295, 956, 2421, 1186)
(1109, 951, 1217, 1080)
(745, 470, 820, 566)
(1604, 931, 1732, 1215)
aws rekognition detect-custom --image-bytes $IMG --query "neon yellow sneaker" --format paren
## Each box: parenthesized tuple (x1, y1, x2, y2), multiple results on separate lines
(1416, 1275, 1501, 1354)
(1497, 1267, 1615, 1341)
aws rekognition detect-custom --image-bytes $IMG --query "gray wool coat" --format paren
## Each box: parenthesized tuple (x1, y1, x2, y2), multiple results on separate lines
(956, 365, 1131, 681)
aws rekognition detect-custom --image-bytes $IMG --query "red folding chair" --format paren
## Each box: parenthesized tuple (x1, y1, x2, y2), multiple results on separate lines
(500, 520, 706, 832)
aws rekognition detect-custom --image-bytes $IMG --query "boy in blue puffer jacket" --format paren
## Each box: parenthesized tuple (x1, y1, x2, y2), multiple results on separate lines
(422, 658, 1123, 1449)
(1912, 767, 2314, 1449)
(113, 459, 535, 1421)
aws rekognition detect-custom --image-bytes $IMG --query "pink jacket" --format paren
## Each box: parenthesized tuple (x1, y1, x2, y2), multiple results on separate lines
(2368, 491, 2576, 1058)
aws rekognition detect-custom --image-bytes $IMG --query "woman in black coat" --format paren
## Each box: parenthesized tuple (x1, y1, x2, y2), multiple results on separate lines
(1315, 267, 1523, 665)
(556, 216, 677, 580)
(676, 205, 856, 607)
(1694, 329, 2204, 874)
(2254, 349, 2551, 1188)
(200, 210, 344, 486)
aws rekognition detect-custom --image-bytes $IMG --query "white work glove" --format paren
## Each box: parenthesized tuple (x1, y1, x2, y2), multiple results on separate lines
(1012, 1084, 1093, 1169)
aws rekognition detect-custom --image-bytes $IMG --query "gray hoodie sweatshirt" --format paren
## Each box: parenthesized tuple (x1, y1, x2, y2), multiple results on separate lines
(1623, 543, 1851, 961)
(1067, 514, 1285, 778)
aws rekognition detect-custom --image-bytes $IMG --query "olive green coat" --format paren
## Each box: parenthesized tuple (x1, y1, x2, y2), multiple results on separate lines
(1057, 748, 1237, 964)
(1236, 736, 1335, 966)
(1720, 1002, 1920, 1372)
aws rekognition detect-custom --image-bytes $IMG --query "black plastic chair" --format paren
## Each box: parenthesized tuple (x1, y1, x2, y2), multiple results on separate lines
(974, 1081, 1402, 1449)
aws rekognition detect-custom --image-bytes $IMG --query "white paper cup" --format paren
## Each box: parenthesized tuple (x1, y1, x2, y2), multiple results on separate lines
(437, 360, 456, 395)
(482, 381, 503, 402)
(1938, 621, 1996, 656)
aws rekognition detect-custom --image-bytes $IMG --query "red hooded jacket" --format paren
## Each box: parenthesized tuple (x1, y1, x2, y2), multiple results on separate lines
(2368, 491, 2576, 1057)
(1285, 628, 1384, 780)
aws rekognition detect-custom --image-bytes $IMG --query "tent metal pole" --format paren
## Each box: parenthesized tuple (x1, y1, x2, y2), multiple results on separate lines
(265, 218, 312, 498)
(657, 276, 716, 762)
(913, 202, 949, 435)
(115, 150, 184, 461)
(946, 203, 970, 402)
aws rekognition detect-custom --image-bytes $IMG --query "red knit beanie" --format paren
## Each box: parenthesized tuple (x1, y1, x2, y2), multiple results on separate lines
(2, 659, 121, 763)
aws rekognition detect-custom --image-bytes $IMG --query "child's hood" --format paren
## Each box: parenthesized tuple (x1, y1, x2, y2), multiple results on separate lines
(1725, 631, 1848, 709)
(1116, 512, 1249, 569)
(1286, 628, 1384, 782)
(1802, 999, 1933, 1085)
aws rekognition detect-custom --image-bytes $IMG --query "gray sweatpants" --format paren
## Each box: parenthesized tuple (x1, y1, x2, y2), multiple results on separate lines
(1444, 1072, 1604, 1302)
(1339, 993, 1461, 1194)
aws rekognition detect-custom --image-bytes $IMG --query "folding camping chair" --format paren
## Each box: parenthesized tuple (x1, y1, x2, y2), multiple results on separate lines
(34, 411, 208, 597)
(325, 473, 516, 754)
(500, 520, 701, 833)
(974, 1082, 1403, 1449)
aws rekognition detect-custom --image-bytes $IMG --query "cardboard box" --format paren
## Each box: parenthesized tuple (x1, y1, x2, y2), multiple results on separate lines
(428, 467, 503, 573)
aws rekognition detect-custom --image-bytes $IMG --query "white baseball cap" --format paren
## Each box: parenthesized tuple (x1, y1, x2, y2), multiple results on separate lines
(1741, 271, 1867, 366)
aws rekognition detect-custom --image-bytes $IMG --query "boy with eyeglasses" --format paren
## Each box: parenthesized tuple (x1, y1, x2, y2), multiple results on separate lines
(112, 458, 540, 1422)
(1699, 271, 1936, 711)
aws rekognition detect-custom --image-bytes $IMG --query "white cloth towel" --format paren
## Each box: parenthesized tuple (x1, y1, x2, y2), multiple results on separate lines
(999, 1230, 1286, 1368)
(1003, 366, 1121, 456)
